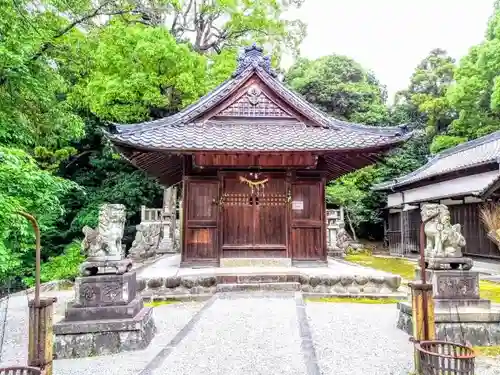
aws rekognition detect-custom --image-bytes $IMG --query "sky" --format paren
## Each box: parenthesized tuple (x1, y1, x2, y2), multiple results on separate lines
(282, 0, 496, 102)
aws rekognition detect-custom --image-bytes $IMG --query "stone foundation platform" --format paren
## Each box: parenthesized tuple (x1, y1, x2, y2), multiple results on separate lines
(396, 267, 500, 346)
(53, 307, 156, 358)
(397, 301, 500, 346)
(137, 271, 403, 299)
(220, 257, 293, 268)
(54, 271, 156, 358)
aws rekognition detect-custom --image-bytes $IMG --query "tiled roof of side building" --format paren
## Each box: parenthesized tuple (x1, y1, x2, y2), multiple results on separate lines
(373, 130, 500, 191)
(105, 44, 411, 151)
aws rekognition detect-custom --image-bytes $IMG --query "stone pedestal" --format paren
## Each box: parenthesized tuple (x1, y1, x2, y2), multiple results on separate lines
(54, 272, 156, 358)
(397, 268, 500, 346)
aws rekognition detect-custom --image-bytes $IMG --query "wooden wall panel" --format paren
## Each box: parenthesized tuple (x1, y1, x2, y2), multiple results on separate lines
(221, 172, 288, 257)
(449, 203, 499, 259)
(291, 228, 323, 260)
(184, 228, 217, 260)
(182, 179, 220, 266)
(194, 152, 317, 168)
(290, 179, 326, 260)
(222, 176, 253, 246)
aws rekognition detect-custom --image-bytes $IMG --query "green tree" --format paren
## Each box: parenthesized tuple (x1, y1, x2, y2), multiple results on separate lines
(394, 49, 459, 153)
(284, 55, 389, 124)
(446, 2, 500, 143)
(70, 20, 210, 122)
(0, 147, 77, 281)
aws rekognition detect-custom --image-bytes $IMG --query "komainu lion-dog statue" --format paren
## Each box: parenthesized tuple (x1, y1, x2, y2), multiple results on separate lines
(421, 203, 472, 270)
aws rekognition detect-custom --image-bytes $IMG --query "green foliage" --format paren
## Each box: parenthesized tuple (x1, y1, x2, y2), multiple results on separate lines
(71, 21, 210, 122)
(0, 147, 77, 281)
(24, 240, 84, 287)
(429, 135, 468, 154)
(0, 0, 86, 152)
(284, 55, 389, 124)
(395, 48, 456, 136)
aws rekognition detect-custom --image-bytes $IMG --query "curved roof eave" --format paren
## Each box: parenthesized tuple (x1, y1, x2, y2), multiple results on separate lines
(108, 62, 411, 139)
(373, 130, 500, 191)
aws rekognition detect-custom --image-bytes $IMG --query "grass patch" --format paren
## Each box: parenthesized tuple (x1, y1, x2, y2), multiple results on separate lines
(144, 299, 180, 307)
(345, 254, 500, 304)
(307, 297, 399, 304)
(345, 253, 416, 280)
(479, 280, 500, 303)
(474, 346, 500, 357)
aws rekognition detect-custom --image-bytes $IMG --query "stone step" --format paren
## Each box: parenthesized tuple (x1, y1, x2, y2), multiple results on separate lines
(216, 282, 300, 292)
(220, 257, 292, 268)
(216, 274, 299, 284)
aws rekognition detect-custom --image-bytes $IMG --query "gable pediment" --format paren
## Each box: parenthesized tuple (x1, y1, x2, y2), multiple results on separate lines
(201, 74, 313, 123)
(215, 83, 293, 118)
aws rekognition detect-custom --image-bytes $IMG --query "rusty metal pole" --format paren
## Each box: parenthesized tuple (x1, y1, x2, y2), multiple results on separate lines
(17, 212, 56, 375)
(410, 213, 438, 373)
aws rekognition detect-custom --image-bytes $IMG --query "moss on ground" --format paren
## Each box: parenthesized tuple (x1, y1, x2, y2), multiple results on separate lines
(144, 299, 180, 307)
(479, 280, 500, 303)
(474, 346, 500, 357)
(345, 253, 416, 280)
(307, 297, 399, 304)
(345, 254, 500, 302)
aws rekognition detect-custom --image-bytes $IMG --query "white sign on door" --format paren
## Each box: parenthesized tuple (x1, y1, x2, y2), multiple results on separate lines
(292, 200, 304, 210)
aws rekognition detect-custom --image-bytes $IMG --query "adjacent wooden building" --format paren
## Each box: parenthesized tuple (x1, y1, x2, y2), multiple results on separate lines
(374, 131, 500, 259)
(106, 44, 410, 267)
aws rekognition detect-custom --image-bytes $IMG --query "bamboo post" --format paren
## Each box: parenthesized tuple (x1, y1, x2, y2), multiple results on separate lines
(410, 212, 439, 373)
(17, 212, 56, 375)
(28, 297, 57, 375)
(409, 282, 435, 372)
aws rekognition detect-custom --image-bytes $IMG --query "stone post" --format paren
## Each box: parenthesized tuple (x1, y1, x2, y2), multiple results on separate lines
(28, 297, 57, 375)
(170, 186, 177, 250)
(409, 282, 435, 373)
(157, 187, 175, 253)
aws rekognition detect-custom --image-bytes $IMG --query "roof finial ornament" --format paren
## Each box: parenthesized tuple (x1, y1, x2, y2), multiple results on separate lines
(232, 43, 278, 78)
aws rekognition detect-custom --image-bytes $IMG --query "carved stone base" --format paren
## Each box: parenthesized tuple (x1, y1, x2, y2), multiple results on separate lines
(54, 272, 156, 358)
(425, 256, 473, 271)
(53, 307, 156, 358)
(397, 301, 500, 346)
(80, 258, 133, 276)
(415, 268, 480, 300)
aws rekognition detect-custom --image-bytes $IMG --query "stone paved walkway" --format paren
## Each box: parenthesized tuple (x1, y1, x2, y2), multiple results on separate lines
(1, 290, 499, 375)
(138, 254, 396, 278)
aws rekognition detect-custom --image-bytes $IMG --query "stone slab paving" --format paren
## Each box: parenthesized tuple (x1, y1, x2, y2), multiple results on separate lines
(138, 255, 395, 279)
(146, 293, 308, 375)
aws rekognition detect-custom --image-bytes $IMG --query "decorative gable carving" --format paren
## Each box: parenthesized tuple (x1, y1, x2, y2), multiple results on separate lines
(216, 85, 293, 118)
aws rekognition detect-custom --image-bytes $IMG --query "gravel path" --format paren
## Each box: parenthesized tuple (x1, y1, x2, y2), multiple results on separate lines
(149, 293, 307, 375)
(2, 289, 500, 375)
(306, 302, 413, 375)
(0, 291, 204, 375)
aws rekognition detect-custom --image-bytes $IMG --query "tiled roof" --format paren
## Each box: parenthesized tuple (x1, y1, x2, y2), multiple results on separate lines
(374, 131, 500, 191)
(109, 119, 410, 152)
(106, 44, 411, 152)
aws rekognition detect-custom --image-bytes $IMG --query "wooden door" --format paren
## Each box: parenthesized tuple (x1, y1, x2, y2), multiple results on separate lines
(290, 179, 326, 260)
(221, 173, 288, 257)
(183, 178, 220, 266)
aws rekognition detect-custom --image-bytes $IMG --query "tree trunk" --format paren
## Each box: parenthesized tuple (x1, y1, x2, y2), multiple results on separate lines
(344, 209, 358, 242)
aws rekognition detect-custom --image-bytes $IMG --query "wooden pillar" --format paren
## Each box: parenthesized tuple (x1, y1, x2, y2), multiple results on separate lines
(28, 297, 57, 375)
(409, 282, 435, 372)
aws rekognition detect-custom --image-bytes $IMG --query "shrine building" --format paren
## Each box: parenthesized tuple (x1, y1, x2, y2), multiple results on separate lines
(106, 44, 411, 267)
